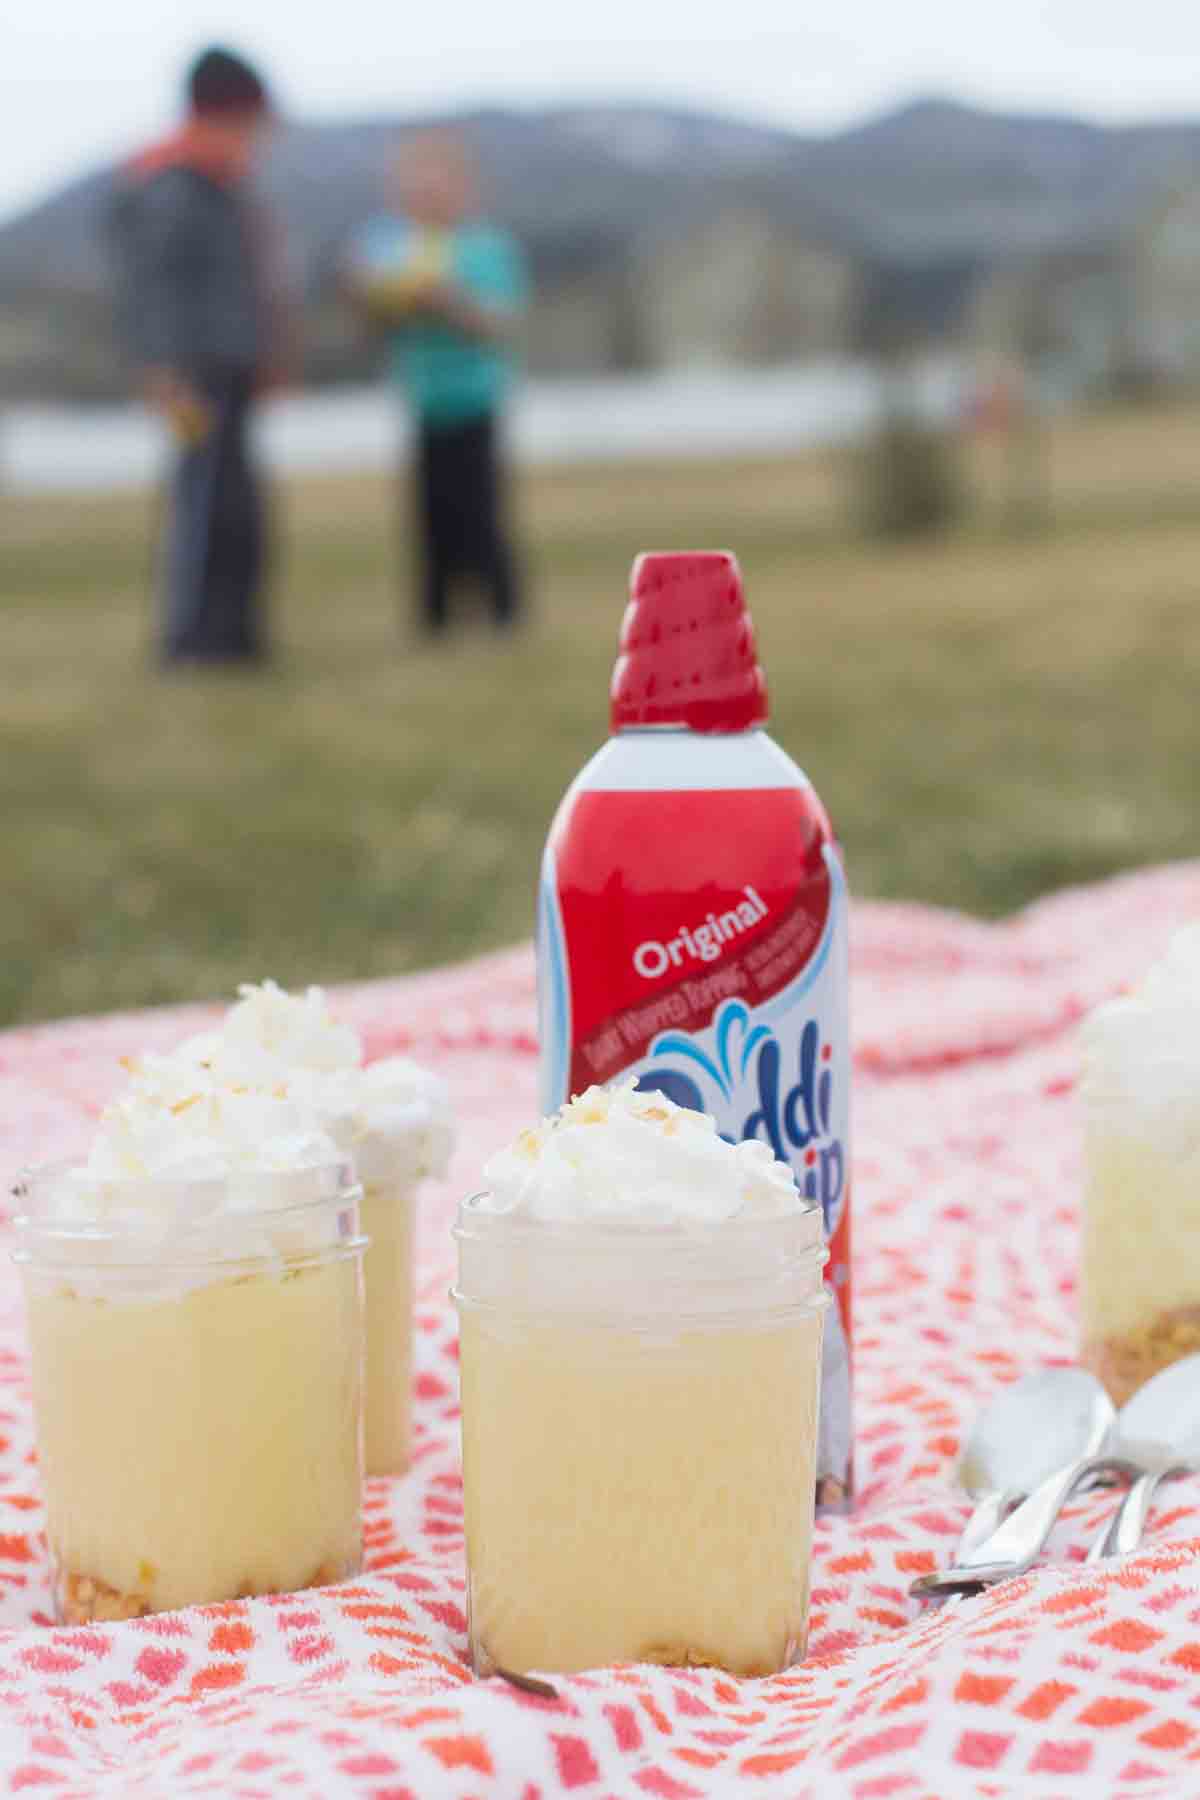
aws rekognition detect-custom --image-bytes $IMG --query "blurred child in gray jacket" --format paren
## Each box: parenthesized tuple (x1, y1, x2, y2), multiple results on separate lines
(111, 47, 283, 665)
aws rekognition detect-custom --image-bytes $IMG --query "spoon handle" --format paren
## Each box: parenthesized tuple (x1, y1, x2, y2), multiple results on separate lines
(911, 1458, 1137, 1600)
(957, 1490, 1013, 1561)
(1086, 1464, 1191, 1562)
(956, 1453, 1138, 1574)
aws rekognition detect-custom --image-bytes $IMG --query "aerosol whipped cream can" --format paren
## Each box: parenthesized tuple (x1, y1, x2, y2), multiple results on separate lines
(537, 551, 852, 1505)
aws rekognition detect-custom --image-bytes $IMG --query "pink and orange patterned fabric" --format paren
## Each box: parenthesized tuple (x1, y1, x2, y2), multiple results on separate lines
(2, 865, 1200, 1798)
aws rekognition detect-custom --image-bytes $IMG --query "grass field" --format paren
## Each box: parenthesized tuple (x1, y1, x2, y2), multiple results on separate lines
(3, 400, 1200, 1028)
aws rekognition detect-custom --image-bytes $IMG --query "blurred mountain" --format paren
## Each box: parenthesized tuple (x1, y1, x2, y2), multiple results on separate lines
(10, 96, 1200, 292)
(0, 103, 801, 300)
(0, 169, 112, 294)
(791, 97, 1200, 260)
(5, 94, 1200, 394)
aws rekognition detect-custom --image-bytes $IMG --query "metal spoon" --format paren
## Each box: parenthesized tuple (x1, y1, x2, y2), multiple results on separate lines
(1085, 1353, 1200, 1562)
(909, 1367, 1113, 1601)
(955, 1366, 1114, 1560)
(914, 1353, 1200, 1598)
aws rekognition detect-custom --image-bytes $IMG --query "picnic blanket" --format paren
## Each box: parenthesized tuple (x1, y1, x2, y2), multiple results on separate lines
(2, 864, 1200, 1798)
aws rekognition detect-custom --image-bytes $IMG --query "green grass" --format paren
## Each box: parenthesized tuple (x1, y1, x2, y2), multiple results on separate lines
(4, 403, 1200, 1027)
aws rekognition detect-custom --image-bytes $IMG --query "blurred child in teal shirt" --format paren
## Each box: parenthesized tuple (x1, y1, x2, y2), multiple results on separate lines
(348, 131, 529, 635)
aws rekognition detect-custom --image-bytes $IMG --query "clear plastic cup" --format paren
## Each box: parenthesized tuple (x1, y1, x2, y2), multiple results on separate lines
(12, 1158, 367, 1622)
(454, 1197, 828, 1678)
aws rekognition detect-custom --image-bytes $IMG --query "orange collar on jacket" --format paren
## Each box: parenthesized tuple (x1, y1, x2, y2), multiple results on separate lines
(125, 121, 248, 188)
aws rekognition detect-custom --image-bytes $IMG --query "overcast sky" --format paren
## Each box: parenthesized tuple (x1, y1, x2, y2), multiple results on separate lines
(6, 0, 1200, 222)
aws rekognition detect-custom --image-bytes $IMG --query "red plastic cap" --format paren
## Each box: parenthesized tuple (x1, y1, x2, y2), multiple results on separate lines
(610, 551, 768, 734)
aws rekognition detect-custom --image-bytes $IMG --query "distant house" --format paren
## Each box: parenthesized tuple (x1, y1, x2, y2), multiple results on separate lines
(1039, 252, 1129, 389)
(1128, 178, 1200, 383)
(966, 246, 1127, 392)
(965, 262, 1042, 361)
(853, 257, 978, 359)
(523, 234, 644, 375)
(0, 282, 117, 401)
(630, 205, 856, 369)
(966, 162, 1200, 396)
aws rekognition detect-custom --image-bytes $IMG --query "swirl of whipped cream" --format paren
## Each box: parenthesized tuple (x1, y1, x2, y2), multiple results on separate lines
(1081, 923, 1200, 1155)
(479, 1078, 801, 1223)
(130, 982, 454, 1185)
(214, 979, 362, 1076)
(88, 1086, 338, 1184)
(29, 1080, 344, 1238)
(285, 1058, 454, 1184)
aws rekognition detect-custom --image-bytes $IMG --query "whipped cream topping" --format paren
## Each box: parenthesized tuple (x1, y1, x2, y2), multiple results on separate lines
(285, 1058, 454, 1184)
(1082, 924, 1200, 1154)
(130, 982, 454, 1184)
(29, 982, 453, 1234)
(26, 1081, 344, 1238)
(479, 1078, 801, 1223)
(198, 980, 361, 1079)
(85, 1087, 339, 1185)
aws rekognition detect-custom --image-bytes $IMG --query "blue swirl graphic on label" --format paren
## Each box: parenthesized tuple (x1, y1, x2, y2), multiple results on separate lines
(636, 847, 849, 1237)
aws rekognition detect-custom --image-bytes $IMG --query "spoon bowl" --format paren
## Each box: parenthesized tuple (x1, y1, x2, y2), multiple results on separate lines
(954, 1366, 1113, 1560)
(1108, 1351, 1200, 1471)
(915, 1353, 1200, 1599)
(1086, 1352, 1200, 1562)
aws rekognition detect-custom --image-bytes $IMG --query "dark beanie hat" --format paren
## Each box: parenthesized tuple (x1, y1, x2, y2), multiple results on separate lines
(188, 46, 269, 117)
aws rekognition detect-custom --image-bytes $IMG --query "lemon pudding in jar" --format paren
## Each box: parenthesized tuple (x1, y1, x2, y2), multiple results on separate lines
(454, 1080, 828, 1679)
(1081, 926, 1200, 1404)
(132, 982, 454, 1475)
(13, 1087, 366, 1622)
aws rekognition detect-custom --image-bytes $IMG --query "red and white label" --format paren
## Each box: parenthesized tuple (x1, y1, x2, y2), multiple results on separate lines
(539, 780, 853, 1498)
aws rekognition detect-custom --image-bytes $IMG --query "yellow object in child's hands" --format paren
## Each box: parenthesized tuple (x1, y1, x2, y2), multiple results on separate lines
(358, 228, 451, 321)
(142, 369, 214, 447)
(169, 393, 215, 447)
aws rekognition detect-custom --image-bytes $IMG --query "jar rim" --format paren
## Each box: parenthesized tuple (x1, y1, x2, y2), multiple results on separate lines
(453, 1188, 828, 1322)
(454, 1189, 826, 1250)
(10, 1154, 362, 1261)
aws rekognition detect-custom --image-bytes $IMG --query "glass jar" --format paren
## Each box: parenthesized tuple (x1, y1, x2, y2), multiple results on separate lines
(354, 1136, 421, 1477)
(1080, 1104, 1200, 1405)
(454, 1197, 828, 1678)
(12, 1158, 367, 1622)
